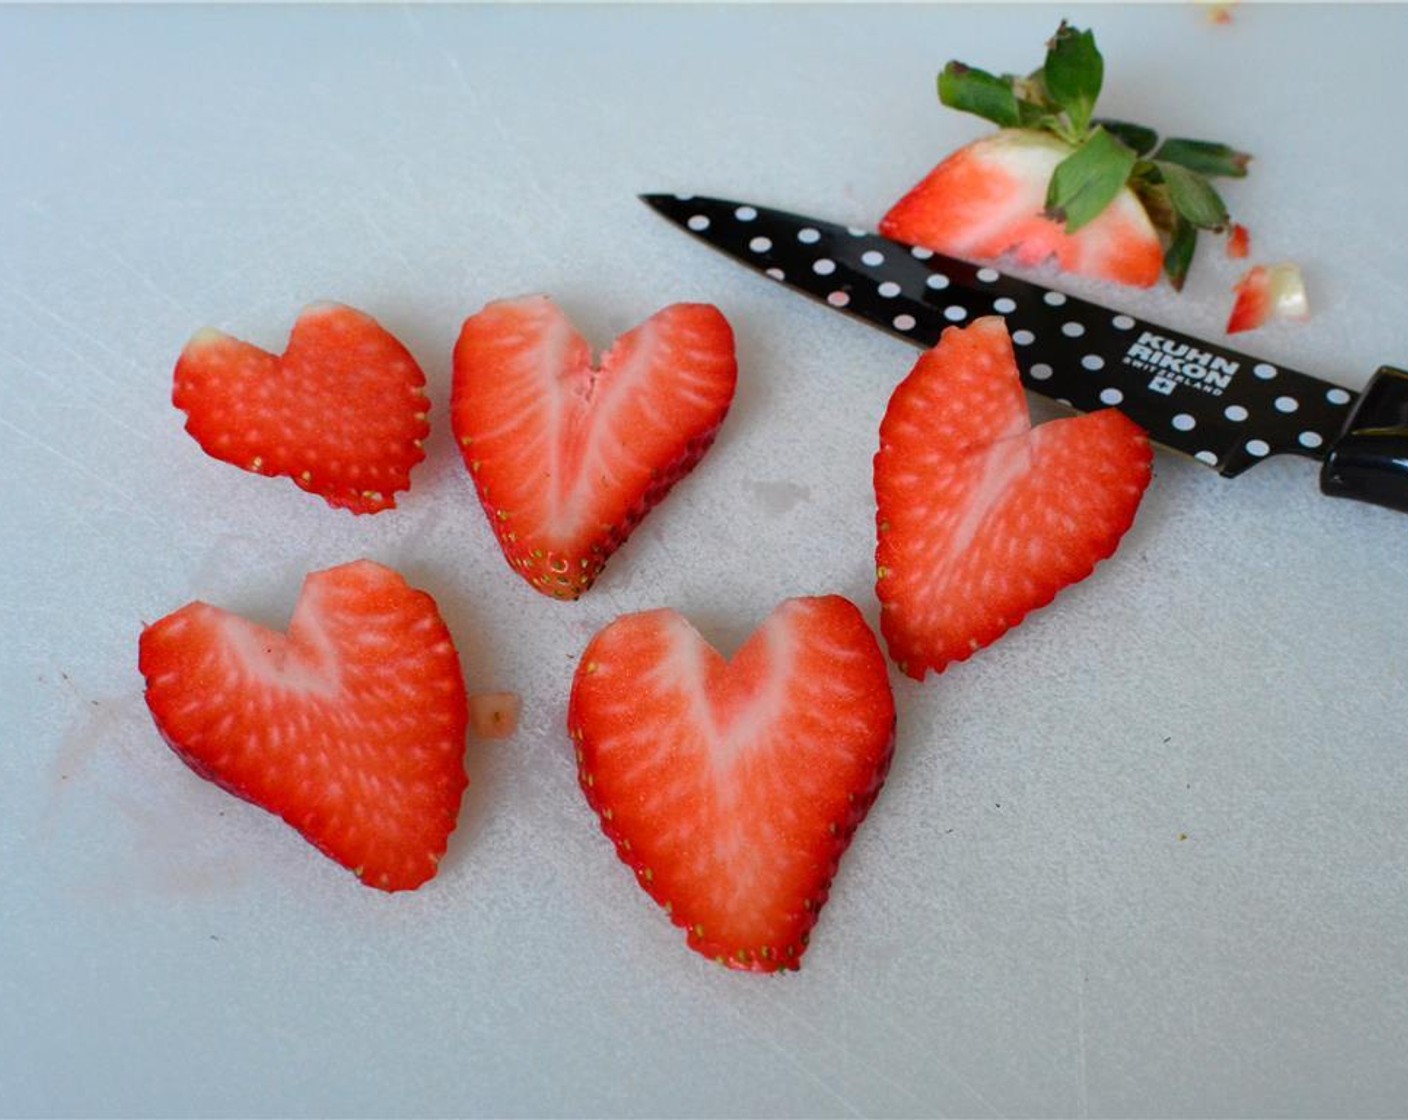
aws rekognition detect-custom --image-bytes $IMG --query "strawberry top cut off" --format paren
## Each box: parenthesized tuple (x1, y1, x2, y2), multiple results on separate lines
(874, 317, 1152, 679)
(173, 303, 430, 514)
(884, 23, 1251, 290)
(452, 296, 737, 600)
(882, 130, 1164, 288)
(138, 559, 470, 892)
(569, 596, 896, 972)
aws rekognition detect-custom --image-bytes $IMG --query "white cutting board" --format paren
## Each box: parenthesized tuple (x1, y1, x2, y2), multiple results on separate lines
(3, 5, 1407, 1116)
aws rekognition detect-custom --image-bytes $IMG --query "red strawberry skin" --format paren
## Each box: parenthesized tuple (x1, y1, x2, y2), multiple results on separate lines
(875, 317, 1152, 680)
(451, 296, 737, 600)
(1227, 223, 1251, 260)
(138, 560, 469, 892)
(174, 303, 430, 514)
(881, 130, 1163, 288)
(1226, 266, 1272, 334)
(568, 597, 896, 972)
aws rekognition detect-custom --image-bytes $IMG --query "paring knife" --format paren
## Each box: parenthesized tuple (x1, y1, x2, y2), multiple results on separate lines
(641, 194, 1408, 515)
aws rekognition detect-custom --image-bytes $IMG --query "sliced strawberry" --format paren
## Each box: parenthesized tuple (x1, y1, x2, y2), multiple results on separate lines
(452, 297, 737, 600)
(881, 130, 1164, 288)
(874, 317, 1152, 679)
(138, 560, 469, 892)
(568, 597, 895, 972)
(1226, 262, 1310, 334)
(173, 303, 430, 514)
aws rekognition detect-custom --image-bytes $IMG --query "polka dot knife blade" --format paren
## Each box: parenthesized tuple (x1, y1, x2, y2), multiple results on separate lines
(641, 194, 1408, 514)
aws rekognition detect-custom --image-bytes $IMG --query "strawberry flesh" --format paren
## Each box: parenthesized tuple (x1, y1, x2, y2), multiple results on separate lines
(568, 597, 896, 972)
(173, 303, 429, 514)
(138, 560, 469, 891)
(451, 296, 737, 600)
(881, 130, 1164, 288)
(875, 317, 1152, 679)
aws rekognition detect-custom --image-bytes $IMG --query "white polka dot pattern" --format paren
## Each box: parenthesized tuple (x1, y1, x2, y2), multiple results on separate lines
(642, 193, 1363, 477)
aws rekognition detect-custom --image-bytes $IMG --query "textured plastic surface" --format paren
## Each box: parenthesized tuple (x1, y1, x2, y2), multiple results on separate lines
(4, 6, 1408, 1118)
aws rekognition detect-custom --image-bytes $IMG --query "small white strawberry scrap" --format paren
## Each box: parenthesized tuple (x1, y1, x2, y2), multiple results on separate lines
(469, 692, 521, 739)
(1226, 263, 1310, 334)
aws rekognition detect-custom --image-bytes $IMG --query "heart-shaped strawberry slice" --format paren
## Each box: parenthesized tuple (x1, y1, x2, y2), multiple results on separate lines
(173, 303, 430, 514)
(138, 560, 469, 891)
(568, 596, 895, 971)
(452, 296, 737, 599)
(875, 316, 1152, 679)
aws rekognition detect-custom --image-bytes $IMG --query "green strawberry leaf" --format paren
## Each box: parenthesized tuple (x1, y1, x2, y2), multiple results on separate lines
(938, 62, 1021, 128)
(1043, 23, 1103, 136)
(1044, 126, 1136, 233)
(1131, 174, 1177, 235)
(1153, 138, 1252, 178)
(1096, 119, 1159, 156)
(1163, 216, 1197, 291)
(1156, 160, 1230, 230)
(1017, 99, 1061, 130)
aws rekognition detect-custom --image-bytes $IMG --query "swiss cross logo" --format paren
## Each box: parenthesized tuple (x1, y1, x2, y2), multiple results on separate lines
(1149, 376, 1177, 395)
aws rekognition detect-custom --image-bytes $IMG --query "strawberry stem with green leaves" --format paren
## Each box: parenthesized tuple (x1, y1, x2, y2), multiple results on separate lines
(938, 22, 1252, 288)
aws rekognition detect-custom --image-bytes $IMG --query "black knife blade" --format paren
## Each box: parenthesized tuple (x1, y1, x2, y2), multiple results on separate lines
(642, 193, 1408, 514)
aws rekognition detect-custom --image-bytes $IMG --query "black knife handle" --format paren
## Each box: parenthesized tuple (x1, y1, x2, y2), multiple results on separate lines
(1320, 367, 1408, 513)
